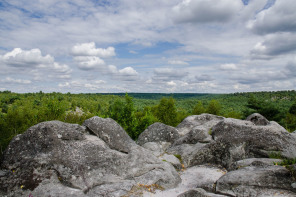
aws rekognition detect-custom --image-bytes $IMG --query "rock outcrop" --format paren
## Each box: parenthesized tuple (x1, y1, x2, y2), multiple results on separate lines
(1, 113, 296, 197)
(0, 118, 180, 197)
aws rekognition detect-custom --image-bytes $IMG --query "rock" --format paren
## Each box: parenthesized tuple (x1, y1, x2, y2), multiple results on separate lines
(176, 114, 224, 136)
(83, 116, 136, 153)
(173, 126, 213, 146)
(216, 165, 296, 196)
(230, 158, 283, 170)
(137, 122, 180, 146)
(177, 188, 226, 197)
(141, 142, 171, 157)
(159, 154, 182, 170)
(246, 113, 270, 126)
(0, 119, 181, 196)
(212, 118, 296, 159)
(143, 165, 227, 197)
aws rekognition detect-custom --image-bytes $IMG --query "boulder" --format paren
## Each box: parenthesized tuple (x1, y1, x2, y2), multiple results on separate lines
(137, 122, 180, 146)
(141, 142, 171, 157)
(173, 126, 213, 146)
(0, 118, 181, 197)
(216, 165, 296, 196)
(176, 114, 224, 136)
(159, 154, 182, 170)
(246, 113, 270, 126)
(212, 118, 296, 159)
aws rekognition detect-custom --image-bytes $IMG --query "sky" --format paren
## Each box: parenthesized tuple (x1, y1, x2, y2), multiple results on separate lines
(0, 0, 295, 93)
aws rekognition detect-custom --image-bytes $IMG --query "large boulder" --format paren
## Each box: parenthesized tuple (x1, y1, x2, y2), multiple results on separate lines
(216, 165, 296, 196)
(137, 122, 180, 146)
(176, 114, 224, 136)
(212, 118, 296, 159)
(0, 118, 181, 197)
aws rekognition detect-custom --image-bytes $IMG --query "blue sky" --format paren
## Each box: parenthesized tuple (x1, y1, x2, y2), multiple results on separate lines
(0, 0, 295, 93)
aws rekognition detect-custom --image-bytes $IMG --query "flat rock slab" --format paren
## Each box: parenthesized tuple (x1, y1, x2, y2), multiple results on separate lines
(216, 165, 296, 196)
(143, 165, 227, 197)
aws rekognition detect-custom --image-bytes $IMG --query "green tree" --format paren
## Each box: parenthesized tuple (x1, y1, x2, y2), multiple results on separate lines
(192, 101, 205, 115)
(154, 97, 178, 126)
(206, 100, 221, 115)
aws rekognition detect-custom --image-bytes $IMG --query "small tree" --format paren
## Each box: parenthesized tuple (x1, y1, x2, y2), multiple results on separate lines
(154, 97, 178, 126)
(206, 100, 221, 115)
(192, 101, 205, 115)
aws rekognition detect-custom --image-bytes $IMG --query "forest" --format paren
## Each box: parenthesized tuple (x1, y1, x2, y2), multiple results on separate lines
(0, 90, 296, 156)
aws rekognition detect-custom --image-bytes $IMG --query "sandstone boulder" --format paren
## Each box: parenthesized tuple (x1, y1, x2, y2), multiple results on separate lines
(176, 114, 224, 136)
(216, 165, 296, 196)
(137, 122, 179, 146)
(212, 118, 296, 159)
(0, 118, 181, 197)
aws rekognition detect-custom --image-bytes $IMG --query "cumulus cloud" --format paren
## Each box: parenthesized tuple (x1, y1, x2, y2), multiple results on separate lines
(248, 0, 296, 35)
(58, 80, 106, 90)
(220, 63, 237, 70)
(73, 56, 105, 70)
(173, 0, 243, 23)
(167, 81, 177, 86)
(71, 43, 117, 71)
(168, 60, 189, 65)
(71, 42, 116, 57)
(153, 68, 188, 82)
(0, 48, 54, 68)
(118, 67, 138, 76)
(0, 48, 72, 81)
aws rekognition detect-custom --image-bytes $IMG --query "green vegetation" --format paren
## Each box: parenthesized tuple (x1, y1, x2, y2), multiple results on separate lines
(1, 90, 296, 156)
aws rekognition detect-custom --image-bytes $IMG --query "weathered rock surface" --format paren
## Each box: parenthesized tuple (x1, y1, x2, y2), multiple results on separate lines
(230, 158, 283, 170)
(137, 122, 179, 146)
(212, 118, 296, 159)
(216, 165, 296, 196)
(176, 114, 224, 136)
(143, 165, 227, 197)
(0, 118, 180, 197)
(246, 113, 270, 126)
(141, 141, 171, 157)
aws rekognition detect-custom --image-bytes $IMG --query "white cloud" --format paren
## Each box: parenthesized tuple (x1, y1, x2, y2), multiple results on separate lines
(74, 56, 105, 70)
(0, 48, 54, 67)
(71, 42, 116, 57)
(220, 63, 237, 70)
(173, 0, 243, 24)
(168, 60, 189, 65)
(118, 67, 138, 76)
(167, 81, 176, 86)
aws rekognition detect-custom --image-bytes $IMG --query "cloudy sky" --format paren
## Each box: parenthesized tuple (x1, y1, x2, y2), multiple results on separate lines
(0, 0, 295, 93)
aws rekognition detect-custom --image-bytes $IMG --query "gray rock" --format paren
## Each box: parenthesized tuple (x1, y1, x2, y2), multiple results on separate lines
(0, 119, 181, 196)
(212, 118, 296, 159)
(142, 141, 171, 157)
(176, 114, 224, 136)
(159, 154, 182, 170)
(246, 113, 270, 126)
(177, 188, 226, 197)
(83, 116, 136, 153)
(173, 126, 213, 146)
(216, 165, 296, 196)
(230, 158, 283, 170)
(137, 122, 180, 146)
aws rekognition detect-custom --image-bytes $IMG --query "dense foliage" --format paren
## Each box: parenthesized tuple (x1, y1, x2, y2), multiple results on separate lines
(0, 90, 296, 155)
